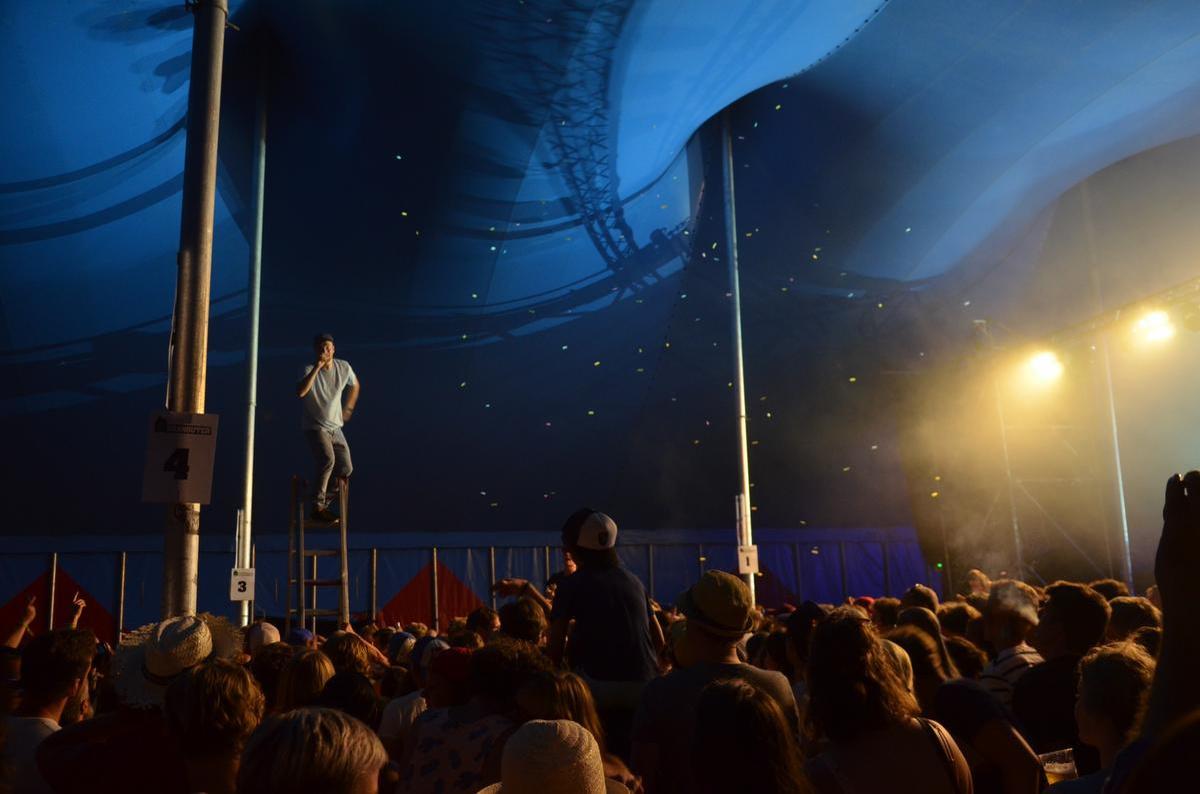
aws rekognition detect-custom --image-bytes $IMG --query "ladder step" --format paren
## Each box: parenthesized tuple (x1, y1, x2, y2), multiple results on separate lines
(287, 608, 341, 617)
(301, 549, 339, 557)
(289, 578, 345, 587)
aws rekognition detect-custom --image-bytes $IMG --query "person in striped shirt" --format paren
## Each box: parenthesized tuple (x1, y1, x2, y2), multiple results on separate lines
(979, 579, 1043, 707)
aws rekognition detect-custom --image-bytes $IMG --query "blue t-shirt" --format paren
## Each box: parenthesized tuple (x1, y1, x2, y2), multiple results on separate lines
(550, 565, 658, 682)
(300, 359, 357, 430)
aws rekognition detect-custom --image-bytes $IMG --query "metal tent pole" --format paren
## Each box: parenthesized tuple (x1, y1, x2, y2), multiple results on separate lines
(721, 109, 755, 604)
(239, 62, 268, 627)
(163, 0, 229, 619)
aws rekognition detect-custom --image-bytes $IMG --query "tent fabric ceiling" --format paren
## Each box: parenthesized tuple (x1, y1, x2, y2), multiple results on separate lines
(3, 0, 1200, 538)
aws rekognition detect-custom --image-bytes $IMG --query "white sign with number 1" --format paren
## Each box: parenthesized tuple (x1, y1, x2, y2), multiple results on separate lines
(141, 412, 219, 504)
(231, 568, 255, 601)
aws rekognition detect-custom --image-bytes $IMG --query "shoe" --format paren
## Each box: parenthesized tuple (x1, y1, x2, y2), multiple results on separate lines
(309, 507, 339, 524)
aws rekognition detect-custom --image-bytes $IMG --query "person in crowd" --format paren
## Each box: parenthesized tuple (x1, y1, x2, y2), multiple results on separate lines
(275, 648, 336, 712)
(784, 601, 828, 706)
(466, 607, 502, 643)
(549, 509, 664, 757)
(872, 597, 901, 631)
(803, 607, 972, 794)
(1101, 471, 1200, 791)
(477, 719, 630, 794)
(164, 658, 265, 794)
(2, 628, 95, 793)
(1104, 597, 1161, 642)
(318, 671, 385, 731)
(374, 627, 395, 656)
(1128, 625, 1160, 658)
(243, 621, 280, 659)
(323, 632, 375, 678)
(37, 616, 215, 794)
(1087, 578, 1129, 602)
(901, 583, 940, 613)
(238, 707, 387, 794)
(516, 669, 640, 791)
(1045, 642, 1155, 793)
(964, 569, 992, 597)
(761, 631, 795, 680)
(398, 637, 551, 793)
(888, 626, 1041, 794)
(897, 607, 959, 678)
(286, 627, 317, 649)
(422, 647, 474, 710)
(1013, 581, 1111, 774)
(448, 628, 486, 649)
(377, 636, 447, 759)
(249, 640, 294, 713)
(979, 579, 1043, 707)
(386, 631, 417, 665)
(631, 570, 797, 794)
(690, 678, 810, 794)
(498, 598, 548, 646)
(945, 635, 989, 680)
(938, 601, 982, 638)
(296, 331, 360, 523)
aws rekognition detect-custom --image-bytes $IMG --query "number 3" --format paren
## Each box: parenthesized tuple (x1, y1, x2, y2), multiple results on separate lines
(164, 448, 190, 480)
(237, 580, 247, 593)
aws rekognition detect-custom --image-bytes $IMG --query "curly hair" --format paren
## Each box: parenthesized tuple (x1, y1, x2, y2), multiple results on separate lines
(806, 607, 920, 744)
(499, 597, 548, 644)
(165, 658, 265, 758)
(238, 707, 386, 794)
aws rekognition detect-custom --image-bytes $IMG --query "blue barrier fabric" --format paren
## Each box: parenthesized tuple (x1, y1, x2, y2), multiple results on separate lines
(0, 527, 930, 628)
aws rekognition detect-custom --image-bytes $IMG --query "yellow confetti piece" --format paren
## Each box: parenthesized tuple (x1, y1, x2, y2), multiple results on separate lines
(848, 376, 857, 383)
(930, 491, 940, 499)
(842, 466, 852, 472)
(774, 104, 782, 110)
(587, 410, 595, 416)
(593, 360, 601, 367)
(459, 381, 467, 388)
(401, 211, 408, 217)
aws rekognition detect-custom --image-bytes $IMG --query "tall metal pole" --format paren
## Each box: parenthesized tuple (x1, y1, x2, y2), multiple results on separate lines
(721, 109, 755, 603)
(239, 63, 268, 627)
(1100, 337, 1135, 590)
(163, 0, 229, 619)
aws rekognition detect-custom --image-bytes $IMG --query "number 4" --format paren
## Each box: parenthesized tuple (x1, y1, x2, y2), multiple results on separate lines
(164, 448, 190, 480)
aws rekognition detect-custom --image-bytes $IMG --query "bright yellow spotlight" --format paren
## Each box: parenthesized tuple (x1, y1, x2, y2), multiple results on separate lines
(1132, 309, 1175, 344)
(1025, 351, 1064, 385)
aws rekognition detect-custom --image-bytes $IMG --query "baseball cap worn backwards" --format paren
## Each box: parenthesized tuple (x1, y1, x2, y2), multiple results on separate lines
(677, 570, 755, 640)
(561, 508, 618, 550)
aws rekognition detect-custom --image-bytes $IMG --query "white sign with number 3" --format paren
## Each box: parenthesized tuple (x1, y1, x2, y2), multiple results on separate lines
(141, 412, 219, 504)
(230, 568, 255, 601)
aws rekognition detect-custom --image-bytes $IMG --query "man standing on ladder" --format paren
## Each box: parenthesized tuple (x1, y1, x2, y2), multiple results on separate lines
(296, 332, 360, 523)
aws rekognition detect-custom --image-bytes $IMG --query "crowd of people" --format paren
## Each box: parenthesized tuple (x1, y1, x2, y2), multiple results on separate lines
(2, 475, 1199, 793)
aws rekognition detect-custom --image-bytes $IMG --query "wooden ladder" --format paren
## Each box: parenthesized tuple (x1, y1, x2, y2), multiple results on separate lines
(285, 475, 350, 634)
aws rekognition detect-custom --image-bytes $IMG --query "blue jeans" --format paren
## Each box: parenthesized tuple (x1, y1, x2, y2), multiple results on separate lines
(304, 427, 352, 509)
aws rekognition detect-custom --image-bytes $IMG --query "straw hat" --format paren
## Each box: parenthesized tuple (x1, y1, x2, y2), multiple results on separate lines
(477, 719, 629, 794)
(114, 614, 230, 708)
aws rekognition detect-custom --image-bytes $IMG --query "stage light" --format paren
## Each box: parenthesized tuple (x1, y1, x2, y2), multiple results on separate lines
(1025, 351, 1063, 385)
(1132, 309, 1175, 344)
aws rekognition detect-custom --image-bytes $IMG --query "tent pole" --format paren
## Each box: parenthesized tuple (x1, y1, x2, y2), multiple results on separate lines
(163, 0, 229, 619)
(239, 60, 268, 627)
(721, 109, 755, 604)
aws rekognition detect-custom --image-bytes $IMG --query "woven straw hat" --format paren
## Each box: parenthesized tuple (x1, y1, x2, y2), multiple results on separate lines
(113, 615, 218, 708)
(476, 719, 629, 794)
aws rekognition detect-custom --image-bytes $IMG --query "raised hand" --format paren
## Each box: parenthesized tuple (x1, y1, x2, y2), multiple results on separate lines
(22, 595, 36, 627)
(1156, 471, 1200, 621)
(69, 592, 86, 629)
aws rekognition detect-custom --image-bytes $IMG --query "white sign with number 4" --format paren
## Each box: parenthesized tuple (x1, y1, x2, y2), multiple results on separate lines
(230, 568, 255, 601)
(141, 412, 219, 504)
